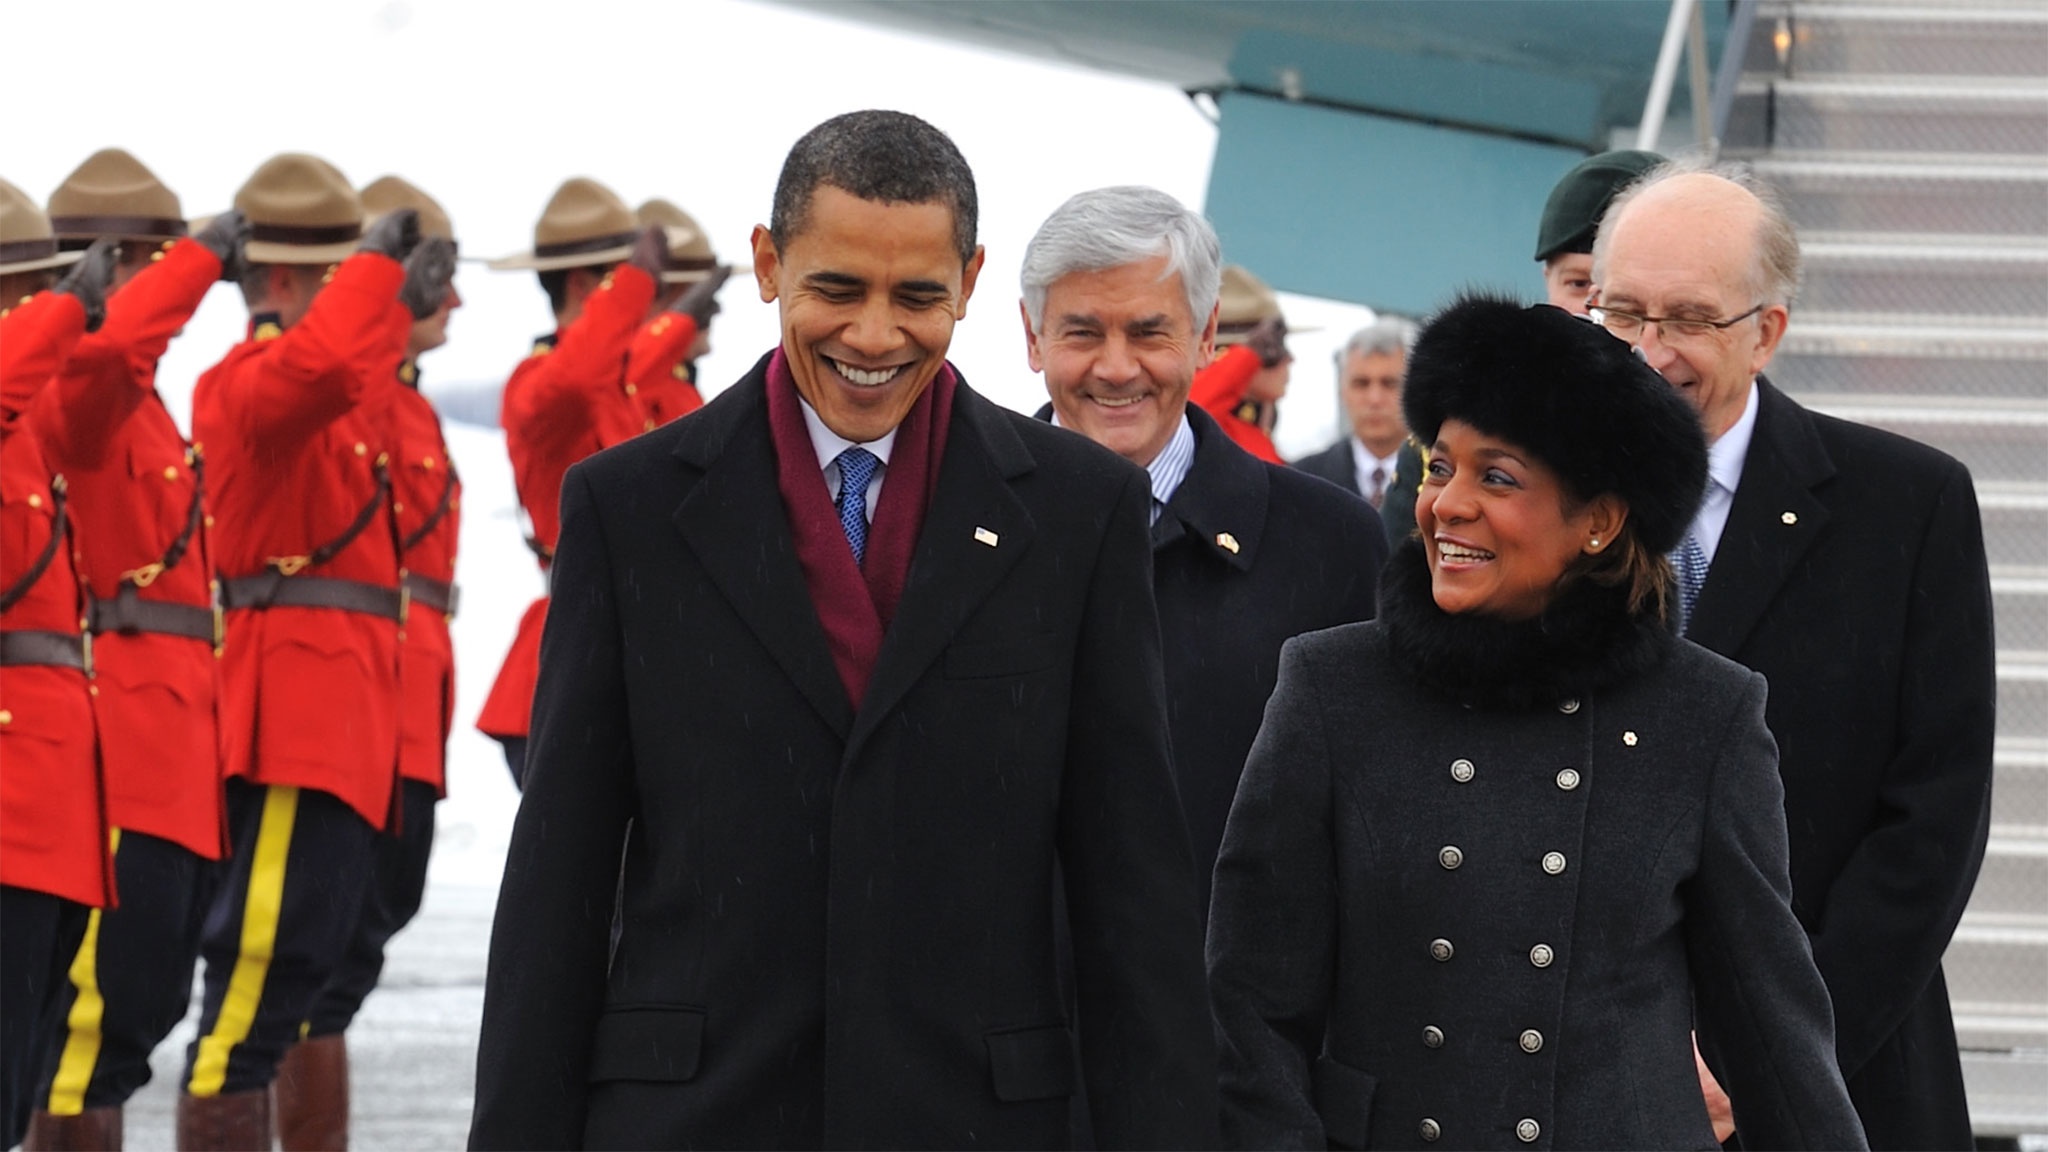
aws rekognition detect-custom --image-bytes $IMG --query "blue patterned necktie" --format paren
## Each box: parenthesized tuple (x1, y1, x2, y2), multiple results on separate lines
(1675, 531, 1709, 634)
(835, 447, 880, 567)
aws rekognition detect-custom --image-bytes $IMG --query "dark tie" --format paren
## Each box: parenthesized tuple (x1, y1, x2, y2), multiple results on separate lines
(1674, 531, 1709, 634)
(836, 447, 879, 567)
(1368, 464, 1387, 509)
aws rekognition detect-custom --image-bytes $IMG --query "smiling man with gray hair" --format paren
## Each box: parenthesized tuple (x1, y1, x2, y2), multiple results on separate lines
(1021, 185, 1387, 919)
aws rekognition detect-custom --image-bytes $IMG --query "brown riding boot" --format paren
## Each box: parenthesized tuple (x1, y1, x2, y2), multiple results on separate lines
(272, 1034, 348, 1151)
(175, 1088, 272, 1151)
(23, 1105, 124, 1150)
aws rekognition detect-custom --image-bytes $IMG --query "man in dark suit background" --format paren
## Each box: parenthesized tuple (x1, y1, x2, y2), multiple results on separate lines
(1019, 186, 1387, 917)
(1295, 316, 1424, 549)
(1592, 159, 1995, 1150)
(469, 112, 1217, 1150)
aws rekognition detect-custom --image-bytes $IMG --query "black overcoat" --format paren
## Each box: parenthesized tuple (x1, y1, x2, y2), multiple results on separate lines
(1209, 547, 1867, 1151)
(1688, 380, 1995, 1149)
(469, 357, 1218, 1150)
(1293, 437, 1424, 550)
(1153, 407, 1385, 914)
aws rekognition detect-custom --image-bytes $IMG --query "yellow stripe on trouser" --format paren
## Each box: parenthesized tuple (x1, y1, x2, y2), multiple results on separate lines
(46, 828, 122, 1115)
(187, 786, 299, 1097)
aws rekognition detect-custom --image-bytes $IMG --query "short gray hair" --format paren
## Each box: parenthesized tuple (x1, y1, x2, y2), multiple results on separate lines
(1338, 315, 1419, 366)
(1021, 186, 1221, 333)
(1592, 155, 1803, 308)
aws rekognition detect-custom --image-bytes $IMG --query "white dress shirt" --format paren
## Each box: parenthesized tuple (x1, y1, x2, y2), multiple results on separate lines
(1348, 437, 1404, 504)
(1688, 380, 1761, 563)
(800, 398, 896, 525)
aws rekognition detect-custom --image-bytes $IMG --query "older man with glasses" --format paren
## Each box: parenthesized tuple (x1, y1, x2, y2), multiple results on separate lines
(1591, 157, 1994, 1151)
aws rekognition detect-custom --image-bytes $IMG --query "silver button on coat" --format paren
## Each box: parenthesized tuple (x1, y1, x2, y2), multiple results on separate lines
(1429, 937, 1454, 962)
(1422, 1025, 1445, 1048)
(1530, 943, 1555, 968)
(1517, 1118, 1541, 1143)
(1520, 1029, 1544, 1053)
(1542, 852, 1566, 875)
(1557, 697, 1580, 714)
(1420, 1118, 1441, 1142)
(1438, 845, 1463, 870)
(1555, 767, 1581, 790)
(1450, 757, 1475, 783)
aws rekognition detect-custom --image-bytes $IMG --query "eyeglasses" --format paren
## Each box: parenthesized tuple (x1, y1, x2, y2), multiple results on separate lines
(1589, 302, 1767, 342)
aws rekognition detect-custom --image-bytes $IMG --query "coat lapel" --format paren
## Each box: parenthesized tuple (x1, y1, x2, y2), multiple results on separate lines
(669, 363, 853, 739)
(1688, 378, 1834, 657)
(846, 386, 1035, 763)
(1162, 406, 1266, 571)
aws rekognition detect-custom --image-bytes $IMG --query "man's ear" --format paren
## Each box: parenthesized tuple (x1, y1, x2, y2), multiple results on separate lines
(1197, 301, 1220, 364)
(750, 224, 780, 304)
(954, 244, 986, 319)
(1020, 298, 1043, 373)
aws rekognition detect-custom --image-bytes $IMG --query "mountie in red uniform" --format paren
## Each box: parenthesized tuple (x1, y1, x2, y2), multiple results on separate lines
(0, 290, 113, 1149)
(193, 253, 411, 828)
(1190, 342, 1285, 465)
(0, 289, 112, 911)
(181, 249, 413, 1103)
(27, 237, 233, 1123)
(477, 264, 658, 756)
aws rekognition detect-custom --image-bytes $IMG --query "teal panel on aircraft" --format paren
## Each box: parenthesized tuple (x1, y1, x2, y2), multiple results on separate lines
(1205, 92, 1584, 316)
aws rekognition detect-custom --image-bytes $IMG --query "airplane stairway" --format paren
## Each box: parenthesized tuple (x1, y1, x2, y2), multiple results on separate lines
(1723, 0, 2048, 1137)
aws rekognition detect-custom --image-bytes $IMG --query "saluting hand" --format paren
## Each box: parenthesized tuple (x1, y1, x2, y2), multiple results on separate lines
(54, 237, 120, 333)
(1244, 315, 1289, 368)
(627, 224, 669, 282)
(360, 206, 422, 263)
(195, 209, 251, 284)
(670, 263, 731, 328)
(400, 236, 457, 321)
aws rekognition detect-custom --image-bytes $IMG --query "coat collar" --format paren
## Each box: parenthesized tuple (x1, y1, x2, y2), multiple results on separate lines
(669, 352, 1037, 760)
(1380, 536, 1673, 711)
(1685, 376, 1834, 656)
(1029, 402, 1266, 569)
(1157, 405, 1266, 570)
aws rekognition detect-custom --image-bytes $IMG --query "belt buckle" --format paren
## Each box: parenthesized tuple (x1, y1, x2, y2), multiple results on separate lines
(80, 630, 94, 678)
(396, 569, 411, 626)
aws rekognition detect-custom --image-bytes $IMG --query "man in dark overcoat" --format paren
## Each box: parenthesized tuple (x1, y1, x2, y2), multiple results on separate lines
(1295, 316, 1425, 549)
(1020, 185, 1386, 918)
(467, 112, 1217, 1150)
(1592, 160, 1995, 1150)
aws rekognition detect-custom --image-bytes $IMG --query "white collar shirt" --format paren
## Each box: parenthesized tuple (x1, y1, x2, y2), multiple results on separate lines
(800, 398, 897, 524)
(1689, 379, 1760, 564)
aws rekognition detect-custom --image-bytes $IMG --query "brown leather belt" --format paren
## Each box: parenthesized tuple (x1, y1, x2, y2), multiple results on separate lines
(89, 584, 216, 642)
(221, 573, 403, 621)
(0, 630, 88, 671)
(401, 572, 459, 618)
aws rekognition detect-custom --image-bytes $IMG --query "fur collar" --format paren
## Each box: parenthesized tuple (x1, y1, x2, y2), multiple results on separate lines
(1380, 537, 1672, 711)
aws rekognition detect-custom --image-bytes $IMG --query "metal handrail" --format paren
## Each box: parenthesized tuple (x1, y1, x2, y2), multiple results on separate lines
(1637, 0, 1699, 149)
(1638, 0, 1762, 156)
(1709, 0, 1764, 157)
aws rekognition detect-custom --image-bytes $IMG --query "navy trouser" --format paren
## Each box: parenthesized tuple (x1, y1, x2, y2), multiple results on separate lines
(181, 780, 376, 1096)
(37, 829, 217, 1112)
(305, 779, 436, 1036)
(1, 886, 88, 1146)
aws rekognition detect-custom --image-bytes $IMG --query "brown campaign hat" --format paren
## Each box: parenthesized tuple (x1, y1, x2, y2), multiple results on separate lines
(361, 175, 455, 246)
(233, 153, 364, 265)
(635, 198, 721, 284)
(0, 177, 87, 276)
(48, 148, 187, 247)
(490, 178, 637, 272)
(1214, 265, 1314, 345)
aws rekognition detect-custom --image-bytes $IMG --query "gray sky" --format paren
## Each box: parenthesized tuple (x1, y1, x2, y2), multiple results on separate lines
(11, 0, 1373, 453)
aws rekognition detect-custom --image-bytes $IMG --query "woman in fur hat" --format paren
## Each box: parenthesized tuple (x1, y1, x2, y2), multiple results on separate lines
(1207, 295, 1866, 1151)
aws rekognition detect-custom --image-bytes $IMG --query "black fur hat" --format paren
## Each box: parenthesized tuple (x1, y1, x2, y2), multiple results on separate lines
(1402, 293, 1708, 556)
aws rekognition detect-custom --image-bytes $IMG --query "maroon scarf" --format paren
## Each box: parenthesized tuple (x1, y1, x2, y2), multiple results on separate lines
(765, 348, 955, 708)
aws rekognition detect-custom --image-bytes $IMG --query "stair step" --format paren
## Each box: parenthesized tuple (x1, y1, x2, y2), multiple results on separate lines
(1979, 483, 2048, 569)
(1992, 568, 2048, 653)
(1743, 156, 2048, 237)
(1770, 348, 2045, 400)
(1767, 79, 2048, 156)
(1946, 916, 2048, 1031)
(1996, 653, 2048, 741)
(1991, 736, 2048, 827)
(1959, 1049, 2048, 1137)
(1966, 827, 2048, 917)
(1798, 240, 2048, 317)
(1798, 394, 2048, 485)
(1748, 3, 2048, 80)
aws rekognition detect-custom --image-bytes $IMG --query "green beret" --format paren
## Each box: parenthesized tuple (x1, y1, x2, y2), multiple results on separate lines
(1533, 149, 1663, 262)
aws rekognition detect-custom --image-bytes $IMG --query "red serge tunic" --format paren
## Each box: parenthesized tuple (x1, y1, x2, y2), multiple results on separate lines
(0, 292, 113, 907)
(29, 237, 227, 859)
(391, 372, 460, 794)
(1190, 344, 1285, 465)
(477, 265, 655, 742)
(190, 253, 413, 830)
(626, 311, 702, 430)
